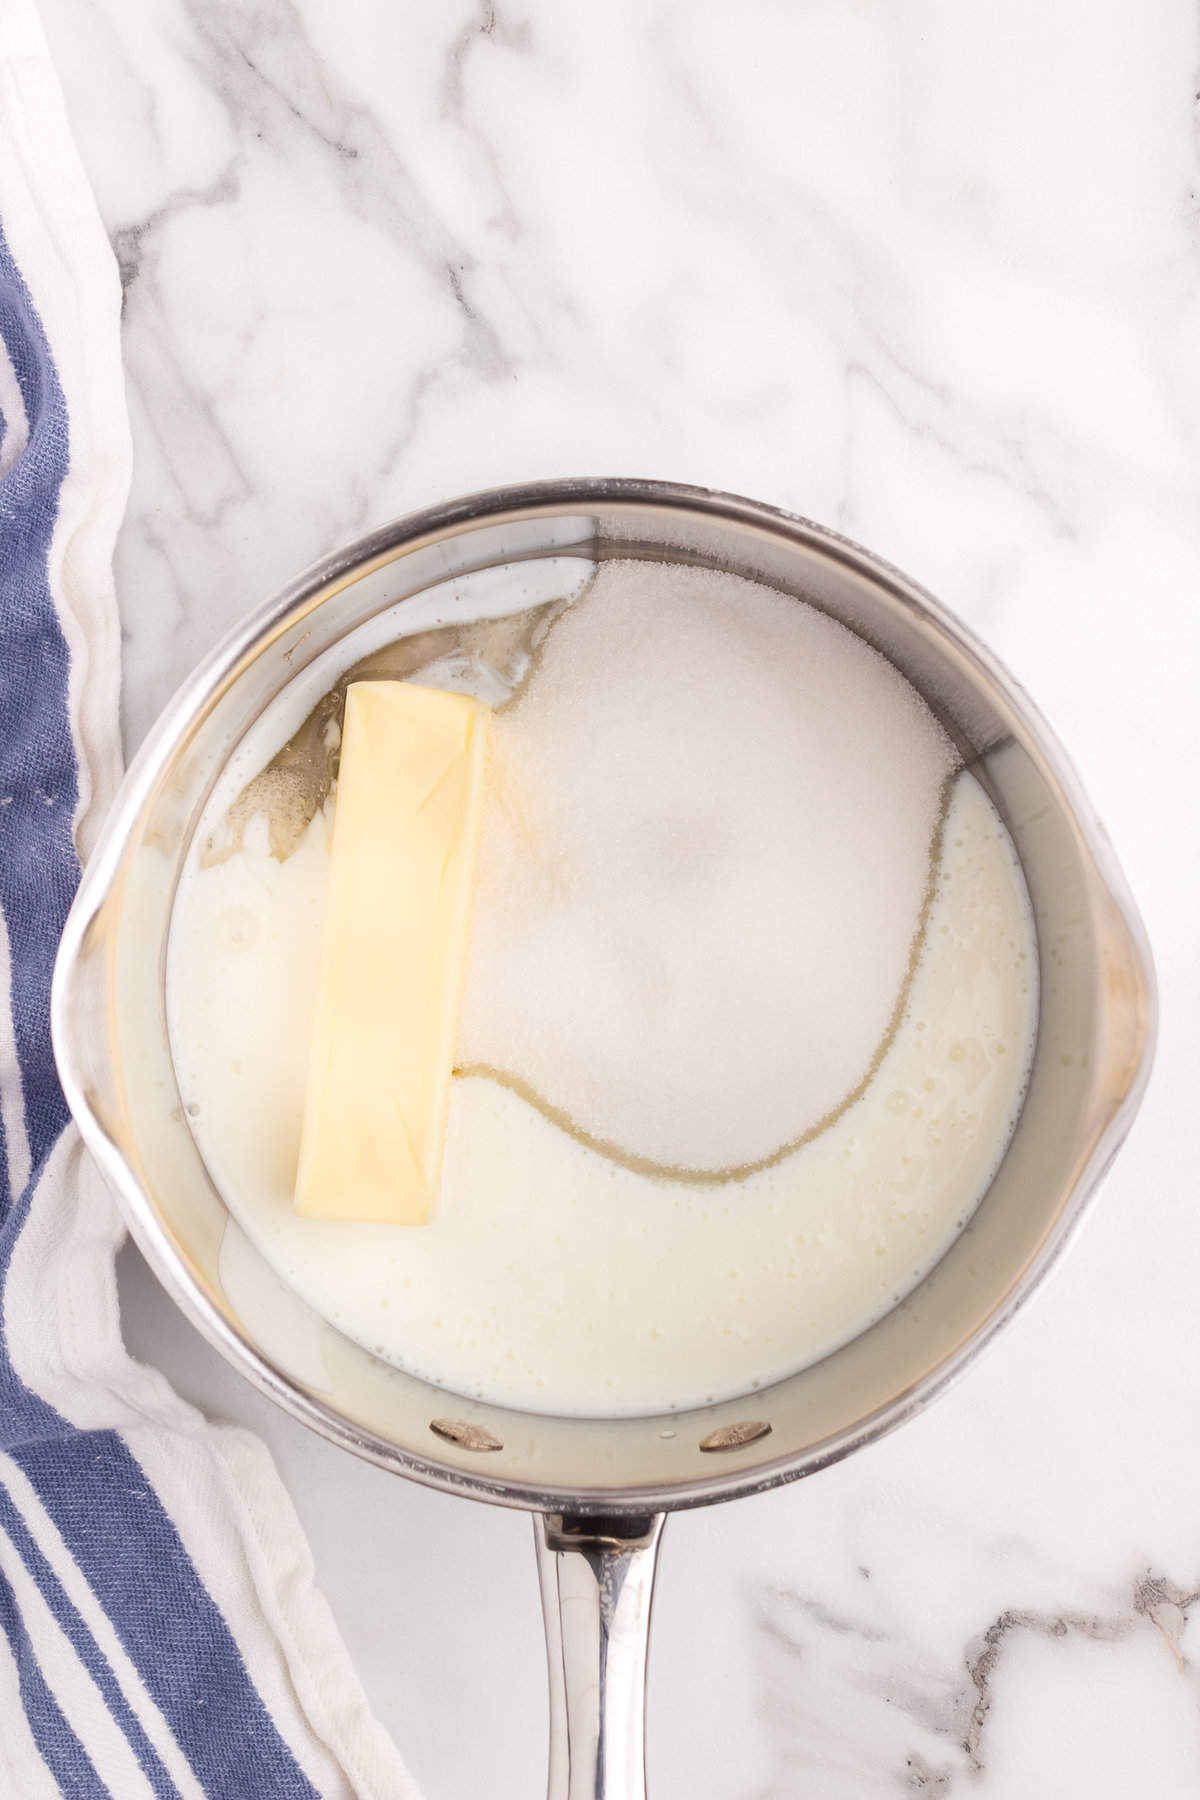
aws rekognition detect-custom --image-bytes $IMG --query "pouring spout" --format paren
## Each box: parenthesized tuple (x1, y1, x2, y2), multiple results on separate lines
(534, 1511, 666, 1800)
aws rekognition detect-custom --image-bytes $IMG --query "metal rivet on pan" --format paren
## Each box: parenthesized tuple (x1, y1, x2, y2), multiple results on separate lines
(698, 1420, 772, 1453)
(430, 1419, 503, 1452)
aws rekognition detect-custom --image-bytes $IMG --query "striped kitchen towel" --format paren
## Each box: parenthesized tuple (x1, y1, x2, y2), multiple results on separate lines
(0, 6, 418, 1795)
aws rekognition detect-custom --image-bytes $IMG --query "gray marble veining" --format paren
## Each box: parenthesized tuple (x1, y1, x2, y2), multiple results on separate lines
(36, 1, 1200, 1794)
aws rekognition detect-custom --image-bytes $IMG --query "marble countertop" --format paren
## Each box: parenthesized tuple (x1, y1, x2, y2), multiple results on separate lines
(36, 1, 1200, 1794)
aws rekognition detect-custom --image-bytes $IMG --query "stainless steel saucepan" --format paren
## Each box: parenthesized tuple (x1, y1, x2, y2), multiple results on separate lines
(52, 480, 1155, 1799)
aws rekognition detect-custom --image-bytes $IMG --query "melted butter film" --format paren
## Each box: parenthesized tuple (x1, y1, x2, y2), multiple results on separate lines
(202, 600, 566, 867)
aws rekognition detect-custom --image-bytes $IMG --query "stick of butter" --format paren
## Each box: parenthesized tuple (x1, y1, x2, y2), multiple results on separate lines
(294, 681, 488, 1223)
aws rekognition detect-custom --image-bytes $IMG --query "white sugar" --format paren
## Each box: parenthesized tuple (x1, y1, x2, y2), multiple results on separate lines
(456, 560, 957, 1173)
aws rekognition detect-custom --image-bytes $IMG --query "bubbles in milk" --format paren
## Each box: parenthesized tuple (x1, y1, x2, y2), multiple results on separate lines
(166, 561, 1038, 1419)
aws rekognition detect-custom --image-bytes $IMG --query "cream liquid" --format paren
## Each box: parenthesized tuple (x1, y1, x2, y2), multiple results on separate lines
(167, 571, 1038, 1418)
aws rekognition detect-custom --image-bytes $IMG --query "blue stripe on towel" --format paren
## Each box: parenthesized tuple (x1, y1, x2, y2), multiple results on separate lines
(12, 1434, 322, 1799)
(0, 273, 75, 1182)
(0, 218, 320, 1798)
(0, 1484, 183, 1799)
(0, 1108, 11, 1228)
(0, 1559, 111, 1799)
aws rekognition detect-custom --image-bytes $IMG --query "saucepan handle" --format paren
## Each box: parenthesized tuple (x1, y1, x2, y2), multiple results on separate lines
(534, 1511, 667, 1800)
